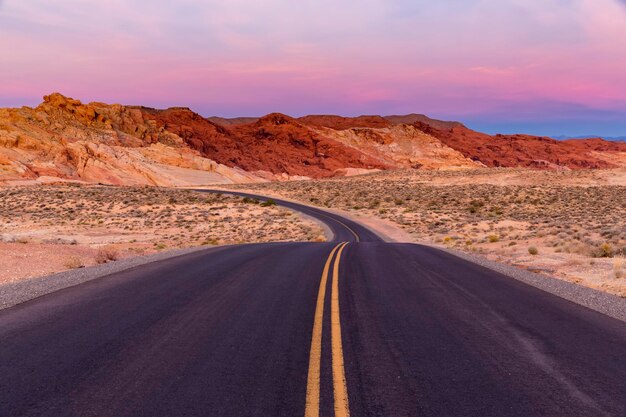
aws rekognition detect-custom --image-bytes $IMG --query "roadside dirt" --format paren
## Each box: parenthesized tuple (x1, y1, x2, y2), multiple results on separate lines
(0, 185, 325, 284)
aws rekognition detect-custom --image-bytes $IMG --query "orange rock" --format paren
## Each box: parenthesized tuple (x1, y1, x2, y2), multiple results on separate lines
(413, 122, 626, 169)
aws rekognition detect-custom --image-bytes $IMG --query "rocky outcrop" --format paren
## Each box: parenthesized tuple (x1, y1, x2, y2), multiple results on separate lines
(316, 124, 482, 170)
(415, 122, 626, 169)
(140, 111, 392, 178)
(0, 94, 262, 185)
(223, 113, 391, 177)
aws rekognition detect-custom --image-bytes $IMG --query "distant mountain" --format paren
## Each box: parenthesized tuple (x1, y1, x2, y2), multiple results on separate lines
(384, 114, 465, 131)
(211, 113, 466, 132)
(552, 135, 626, 142)
(207, 116, 259, 126)
(1, 93, 625, 186)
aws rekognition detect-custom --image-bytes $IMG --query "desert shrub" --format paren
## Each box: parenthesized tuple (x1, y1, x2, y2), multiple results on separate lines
(488, 235, 500, 243)
(64, 256, 85, 269)
(593, 243, 614, 258)
(95, 248, 119, 264)
(528, 246, 539, 255)
(260, 199, 277, 207)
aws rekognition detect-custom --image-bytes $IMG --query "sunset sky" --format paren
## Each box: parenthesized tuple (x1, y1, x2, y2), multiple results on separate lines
(1, 0, 626, 136)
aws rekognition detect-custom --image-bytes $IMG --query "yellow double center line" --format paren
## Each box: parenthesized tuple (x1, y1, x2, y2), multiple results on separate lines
(305, 242, 350, 417)
(314, 212, 361, 243)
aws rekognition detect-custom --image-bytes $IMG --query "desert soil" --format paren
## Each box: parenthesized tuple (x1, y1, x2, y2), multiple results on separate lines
(0, 185, 325, 284)
(225, 168, 626, 297)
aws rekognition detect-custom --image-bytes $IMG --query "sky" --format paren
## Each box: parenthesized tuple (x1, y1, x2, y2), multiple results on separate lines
(1, 0, 626, 137)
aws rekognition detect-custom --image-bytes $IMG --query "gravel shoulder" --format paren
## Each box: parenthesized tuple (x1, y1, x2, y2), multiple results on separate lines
(434, 245, 626, 322)
(0, 246, 221, 310)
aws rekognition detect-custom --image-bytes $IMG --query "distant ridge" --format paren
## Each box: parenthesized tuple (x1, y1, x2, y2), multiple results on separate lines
(383, 114, 465, 130)
(209, 113, 465, 131)
(207, 116, 259, 126)
(552, 135, 626, 142)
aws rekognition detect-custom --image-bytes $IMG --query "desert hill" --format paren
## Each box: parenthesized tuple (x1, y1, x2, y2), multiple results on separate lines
(414, 122, 626, 169)
(0, 93, 624, 186)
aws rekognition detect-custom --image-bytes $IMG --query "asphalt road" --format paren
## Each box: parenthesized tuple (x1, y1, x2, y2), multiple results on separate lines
(1, 192, 625, 416)
(196, 189, 383, 243)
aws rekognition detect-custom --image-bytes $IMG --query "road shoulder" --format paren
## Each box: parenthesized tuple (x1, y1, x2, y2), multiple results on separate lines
(434, 245, 626, 322)
(0, 246, 217, 311)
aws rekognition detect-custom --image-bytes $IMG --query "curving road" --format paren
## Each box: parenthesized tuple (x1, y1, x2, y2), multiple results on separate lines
(195, 189, 383, 243)
(0, 192, 625, 417)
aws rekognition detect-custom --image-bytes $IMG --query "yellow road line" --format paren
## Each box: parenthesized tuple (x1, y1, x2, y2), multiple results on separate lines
(333, 219, 360, 243)
(305, 242, 344, 417)
(331, 242, 350, 417)
(315, 212, 360, 242)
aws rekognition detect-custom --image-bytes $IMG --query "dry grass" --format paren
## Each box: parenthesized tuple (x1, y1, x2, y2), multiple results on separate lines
(615, 259, 625, 280)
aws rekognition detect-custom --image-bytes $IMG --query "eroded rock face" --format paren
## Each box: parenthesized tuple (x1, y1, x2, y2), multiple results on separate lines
(414, 122, 626, 169)
(1, 93, 625, 186)
(0, 94, 261, 185)
(222, 114, 392, 177)
(316, 124, 482, 170)
(134, 110, 390, 178)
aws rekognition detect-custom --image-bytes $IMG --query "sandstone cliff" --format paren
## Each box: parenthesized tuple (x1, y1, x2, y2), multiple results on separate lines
(0, 94, 261, 186)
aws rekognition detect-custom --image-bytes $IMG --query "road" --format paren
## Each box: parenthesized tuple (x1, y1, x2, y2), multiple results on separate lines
(0, 192, 625, 416)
